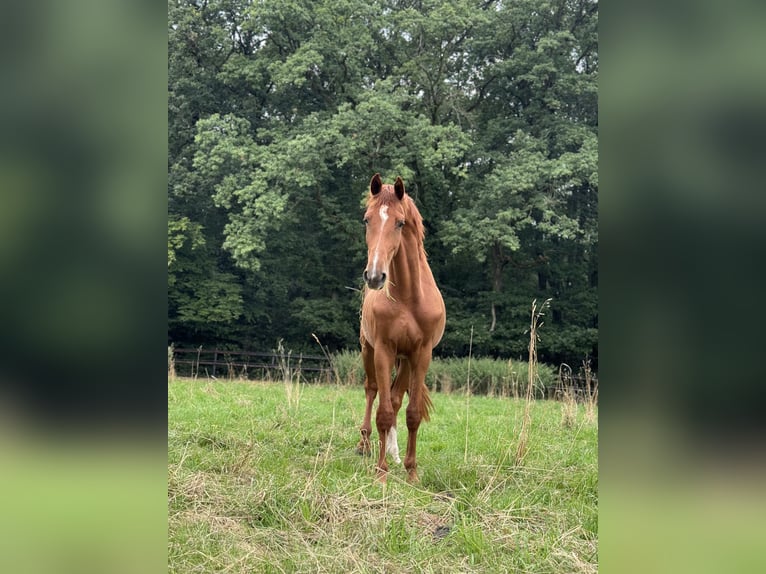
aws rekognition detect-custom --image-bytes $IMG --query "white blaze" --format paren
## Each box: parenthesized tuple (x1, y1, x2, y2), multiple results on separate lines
(386, 425, 401, 464)
(371, 205, 389, 278)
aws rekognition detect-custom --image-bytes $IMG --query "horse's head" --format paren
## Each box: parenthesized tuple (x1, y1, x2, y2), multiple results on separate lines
(362, 173, 408, 290)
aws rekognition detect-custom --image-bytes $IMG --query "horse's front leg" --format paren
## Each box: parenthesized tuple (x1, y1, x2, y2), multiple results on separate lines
(387, 359, 411, 465)
(357, 342, 377, 455)
(357, 376, 376, 456)
(374, 347, 396, 482)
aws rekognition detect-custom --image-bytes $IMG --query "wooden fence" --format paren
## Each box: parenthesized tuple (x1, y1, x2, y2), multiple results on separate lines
(169, 346, 597, 403)
(170, 347, 334, 382)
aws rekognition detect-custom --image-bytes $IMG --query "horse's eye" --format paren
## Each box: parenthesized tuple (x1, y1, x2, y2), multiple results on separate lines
(396, 220, 405, 229)
(362, 218, 369, 225)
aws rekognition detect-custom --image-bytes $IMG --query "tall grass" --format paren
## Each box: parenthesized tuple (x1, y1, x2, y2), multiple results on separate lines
(556, 360, 598, 429)
(425, 357, 554, 397)
(332, 349, 365, 386)
(168, 345, 559, 395)
(331, 349, 556, 396)
(332, 348, 556, 397)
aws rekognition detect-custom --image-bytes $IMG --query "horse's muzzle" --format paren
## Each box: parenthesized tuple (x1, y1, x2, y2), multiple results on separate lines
(363, 270, 386, 290)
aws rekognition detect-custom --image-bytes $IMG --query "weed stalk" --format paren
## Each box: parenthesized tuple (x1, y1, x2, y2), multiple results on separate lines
(168, 344, 176, 380)
(515, 298, 551, 465)
(277, 339, 303, 414)
(463, 325, 474, 464)
(583, 358, 598, 423)
(312, 333, 341, 385)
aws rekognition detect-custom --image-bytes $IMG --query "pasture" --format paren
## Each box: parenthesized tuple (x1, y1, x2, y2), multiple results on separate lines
(168, 379, 597, 573)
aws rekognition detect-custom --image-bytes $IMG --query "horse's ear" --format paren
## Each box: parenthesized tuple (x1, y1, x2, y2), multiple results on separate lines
(394, 176, 405, 200)
(370, 173, 382, 196)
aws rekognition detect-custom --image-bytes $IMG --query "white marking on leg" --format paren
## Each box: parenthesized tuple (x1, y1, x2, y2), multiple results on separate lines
(386, 425, 401, 464)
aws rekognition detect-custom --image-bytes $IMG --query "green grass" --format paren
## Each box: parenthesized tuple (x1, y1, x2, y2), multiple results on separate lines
(168, 379, 597, 573)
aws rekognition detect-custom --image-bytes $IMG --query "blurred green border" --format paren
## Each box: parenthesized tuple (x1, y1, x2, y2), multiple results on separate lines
(601, 1, 766, 572)
(0, 2, 168, 573)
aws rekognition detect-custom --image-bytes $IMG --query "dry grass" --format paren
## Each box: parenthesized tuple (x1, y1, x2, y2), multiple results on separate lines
(582, 359, 598, 425)
(276, 338, 304, 414)
(556, 360, 598, 431)
(559, 363, 579, 429)
(312, 333, 343, 386)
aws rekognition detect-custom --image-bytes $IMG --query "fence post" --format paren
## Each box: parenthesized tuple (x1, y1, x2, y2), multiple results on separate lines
(212, 350, 218, 378)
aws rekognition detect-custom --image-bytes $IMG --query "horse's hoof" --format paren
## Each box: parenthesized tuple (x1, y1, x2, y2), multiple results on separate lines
(356, 441, 372, 456)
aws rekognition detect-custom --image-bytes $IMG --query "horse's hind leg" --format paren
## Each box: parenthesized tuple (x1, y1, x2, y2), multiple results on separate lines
(357, 341, 377, 456)
(404, 349, 433, 483)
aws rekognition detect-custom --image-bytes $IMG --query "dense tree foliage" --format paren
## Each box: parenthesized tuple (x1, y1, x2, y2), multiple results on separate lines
(168, 0, 598, 367)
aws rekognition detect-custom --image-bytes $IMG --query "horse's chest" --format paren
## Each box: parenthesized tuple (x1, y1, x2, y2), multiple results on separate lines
(362, 300, 440, 349)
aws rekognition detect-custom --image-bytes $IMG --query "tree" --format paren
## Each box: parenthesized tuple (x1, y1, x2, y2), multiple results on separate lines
(439, 0, 598, 363)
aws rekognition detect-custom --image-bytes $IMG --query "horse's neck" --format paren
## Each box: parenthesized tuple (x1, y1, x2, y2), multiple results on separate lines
(390, 236, 428, 300)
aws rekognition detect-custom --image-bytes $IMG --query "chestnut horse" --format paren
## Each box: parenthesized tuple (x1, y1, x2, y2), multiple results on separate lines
(357, 173, 446, 483)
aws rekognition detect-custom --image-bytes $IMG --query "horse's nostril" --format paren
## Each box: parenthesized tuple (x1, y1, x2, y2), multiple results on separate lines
(363, 270, 387, 289)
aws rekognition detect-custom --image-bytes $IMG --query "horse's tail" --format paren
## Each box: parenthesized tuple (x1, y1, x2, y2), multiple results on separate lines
(420, 382, 434, 422)
(393, 359, 433, 423)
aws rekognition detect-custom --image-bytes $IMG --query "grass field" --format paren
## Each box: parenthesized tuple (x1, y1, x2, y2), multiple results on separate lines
(168, 378, 597, 573)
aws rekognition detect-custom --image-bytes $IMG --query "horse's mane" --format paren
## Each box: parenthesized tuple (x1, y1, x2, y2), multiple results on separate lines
(367, 185, 426, 247)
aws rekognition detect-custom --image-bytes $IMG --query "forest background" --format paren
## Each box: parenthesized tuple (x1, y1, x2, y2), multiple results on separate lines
(168, 0, 598, 368)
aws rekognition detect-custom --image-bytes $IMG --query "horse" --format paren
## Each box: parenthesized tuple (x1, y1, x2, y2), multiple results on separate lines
(356, 173, 446, 483)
